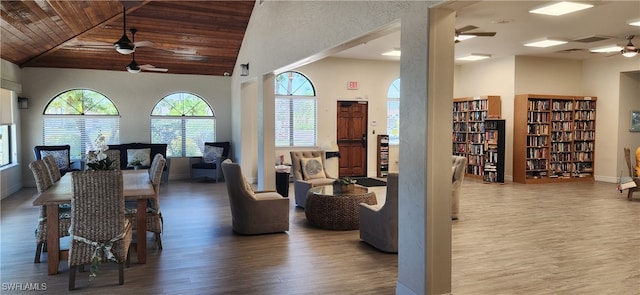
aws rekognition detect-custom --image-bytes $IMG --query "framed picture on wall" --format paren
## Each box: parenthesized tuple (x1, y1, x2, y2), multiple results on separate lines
(631, 111, 640, 132)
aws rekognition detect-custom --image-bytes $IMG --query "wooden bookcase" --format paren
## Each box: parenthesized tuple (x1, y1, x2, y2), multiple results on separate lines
(452, 96, 501, 179)
(513, 94, 596, 184)
(484, 119, 505, 183)
(376, 134, 389, 177)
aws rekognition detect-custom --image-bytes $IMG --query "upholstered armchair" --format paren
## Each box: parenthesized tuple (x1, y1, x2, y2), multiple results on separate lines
(452, 155, 467, 220)
(190, 142, 230, 182)
(359, 173, 398, 253)
(290, 151, 336, 208)
(221, 160, 289, 235)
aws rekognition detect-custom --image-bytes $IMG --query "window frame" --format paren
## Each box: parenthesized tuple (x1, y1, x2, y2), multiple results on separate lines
(150, 92, 216, 157)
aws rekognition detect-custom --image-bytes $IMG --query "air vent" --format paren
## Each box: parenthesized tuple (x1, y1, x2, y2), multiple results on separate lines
(557, 48, 587, 53)
(573, 35, 611, 43)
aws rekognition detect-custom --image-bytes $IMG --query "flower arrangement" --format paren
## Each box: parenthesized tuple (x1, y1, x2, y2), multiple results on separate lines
(85, 133, 114, 171)
(335, 177, 357, 185)
(129, 159, 142, 167)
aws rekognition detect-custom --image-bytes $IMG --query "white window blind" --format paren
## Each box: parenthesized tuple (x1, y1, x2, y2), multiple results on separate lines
(275, 97, 316, 147)
(150, 117, 215, 157)
(387, 78, 400, 145)
(43, 116, 120, 160)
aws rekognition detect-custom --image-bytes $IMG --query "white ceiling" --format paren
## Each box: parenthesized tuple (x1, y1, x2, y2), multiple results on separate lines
(332, 1, 640, 64)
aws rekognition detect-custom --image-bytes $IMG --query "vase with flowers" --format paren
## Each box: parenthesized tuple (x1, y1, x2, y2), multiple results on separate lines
(334, 177, 357, 192)
(85, 133, 114, 171)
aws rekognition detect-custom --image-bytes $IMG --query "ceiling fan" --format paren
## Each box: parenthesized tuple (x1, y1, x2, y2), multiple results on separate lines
(113, 5, 154, 54)
(621, 35, 639, 57)
(126, 29, 168, 73)
(455, 25, 497, 43)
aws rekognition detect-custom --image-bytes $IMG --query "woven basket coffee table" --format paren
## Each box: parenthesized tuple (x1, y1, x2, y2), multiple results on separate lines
(305, 185, 377, 230)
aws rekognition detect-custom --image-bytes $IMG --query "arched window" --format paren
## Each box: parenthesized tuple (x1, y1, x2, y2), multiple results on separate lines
(150, 92, 215, 157)
(275, 71, 316, 147)
(43, 89, 120, 160)
(387, 78, 400, 145)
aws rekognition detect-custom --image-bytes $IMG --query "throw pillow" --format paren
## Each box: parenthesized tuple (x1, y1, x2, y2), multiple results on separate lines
(203, 145, 224, 164)
(301, 157, 326, 180)
(127, 148, 151, 167)
(40, 150, 70, 169)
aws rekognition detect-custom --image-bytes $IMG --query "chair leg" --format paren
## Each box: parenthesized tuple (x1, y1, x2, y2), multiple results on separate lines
(155, 233, 163, 250)
(68, 266, 77, 290)
(34, 242, 43, 263)
(628, 190, 634, 201)
(118, 263, 125, 285)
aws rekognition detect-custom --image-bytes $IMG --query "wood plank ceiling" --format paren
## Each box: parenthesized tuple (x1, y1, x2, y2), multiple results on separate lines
(1, 0, 255, 76)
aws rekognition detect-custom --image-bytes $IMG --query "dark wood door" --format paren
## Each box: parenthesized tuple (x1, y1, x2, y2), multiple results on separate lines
(336, 101, 367, 177)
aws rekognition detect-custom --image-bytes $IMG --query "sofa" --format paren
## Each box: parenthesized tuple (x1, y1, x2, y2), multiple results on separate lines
(107, 143, 170, 184)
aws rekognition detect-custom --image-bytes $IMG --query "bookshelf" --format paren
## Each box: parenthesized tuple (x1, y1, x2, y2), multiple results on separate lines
(452, 96, 501, 179)
(484, 119, 505, 183)
(377, 134, 389, 177)
(513, 94, 596, 184)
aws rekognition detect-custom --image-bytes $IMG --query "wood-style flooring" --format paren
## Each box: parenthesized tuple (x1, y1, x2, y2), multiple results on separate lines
(1, 178, 639, 294)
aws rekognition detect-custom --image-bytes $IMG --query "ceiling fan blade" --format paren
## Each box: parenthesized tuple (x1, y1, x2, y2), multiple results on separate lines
(457, 25, 479, 33)
(134, 40, 155, 47)
(466, 32, 496, 37)
(140, 64, 168, 72)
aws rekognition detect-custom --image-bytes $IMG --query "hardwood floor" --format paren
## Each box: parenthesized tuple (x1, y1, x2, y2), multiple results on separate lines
(1, 178, 638, 294)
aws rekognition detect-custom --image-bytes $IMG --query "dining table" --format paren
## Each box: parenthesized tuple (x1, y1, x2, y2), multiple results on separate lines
(32, 169, 156, 275)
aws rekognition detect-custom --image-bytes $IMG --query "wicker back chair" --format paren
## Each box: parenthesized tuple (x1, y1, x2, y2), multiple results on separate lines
(69, 170, 132, 290)
(104, 150, 121, 170)
(43, 155, 62, 182)
(221, 160, 289, 235)
(126, 154, 166, 249)
(29, 160, 72, 263)
(624, 147, 640, 200)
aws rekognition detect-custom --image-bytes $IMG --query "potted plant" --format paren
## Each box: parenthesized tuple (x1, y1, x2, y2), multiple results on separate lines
(129, 159, 142, 170)
(334, 177, 357, 192)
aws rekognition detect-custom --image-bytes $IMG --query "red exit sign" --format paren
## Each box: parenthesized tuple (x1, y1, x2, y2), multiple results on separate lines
(347, 81, 358, 90)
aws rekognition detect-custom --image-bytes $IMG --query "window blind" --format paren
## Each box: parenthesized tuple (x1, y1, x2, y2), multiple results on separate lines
(150, 117, 215, 157)
(43, 116, 120, 160)
(275, 96, 316, 147)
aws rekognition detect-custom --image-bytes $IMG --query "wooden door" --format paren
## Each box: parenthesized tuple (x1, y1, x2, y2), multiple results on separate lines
(336, 101, 367, 177)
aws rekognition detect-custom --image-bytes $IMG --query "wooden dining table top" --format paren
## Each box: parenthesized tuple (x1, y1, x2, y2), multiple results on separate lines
(33, 169, 156, 206)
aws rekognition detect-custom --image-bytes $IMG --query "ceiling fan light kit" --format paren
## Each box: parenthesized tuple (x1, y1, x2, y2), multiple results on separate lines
(620, 35, 639, 58)
(114, 6, 135, 54)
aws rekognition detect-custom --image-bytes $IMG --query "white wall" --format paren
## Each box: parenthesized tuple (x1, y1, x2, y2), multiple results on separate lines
(0, 59, 23, 199)
(582, 56, 640, 181)
(277, 57, 400, 177)
(19, 67, 232, 185)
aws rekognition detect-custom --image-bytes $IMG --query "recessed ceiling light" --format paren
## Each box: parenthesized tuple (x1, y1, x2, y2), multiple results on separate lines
(381, 49, 401, 57)
(524, 38, 568, 48)
(456, 54, 491, 61)
(628, 19, 640, 27)
(589, 44, 623, 53)
(529, 2, 593, 16)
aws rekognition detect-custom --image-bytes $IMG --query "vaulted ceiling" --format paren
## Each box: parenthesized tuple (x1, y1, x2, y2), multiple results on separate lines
(1, 0, 255, 76)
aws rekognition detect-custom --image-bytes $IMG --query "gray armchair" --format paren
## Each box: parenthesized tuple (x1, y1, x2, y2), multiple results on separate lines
(359, 173, 398, 253)
(290, 151, 336, 208)
(452, 155, 467, 220)
(221, 160, 289, 235)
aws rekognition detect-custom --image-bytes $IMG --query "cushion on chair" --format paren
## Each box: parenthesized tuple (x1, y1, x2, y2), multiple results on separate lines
(191, 162, 217, 169)
(203, 145, 224, 164)
(39, 150, 70, 169)
(127, 148, 151, 167)
(301, 157, 326, 180)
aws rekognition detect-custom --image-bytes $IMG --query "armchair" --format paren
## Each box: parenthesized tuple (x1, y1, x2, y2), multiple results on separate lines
(623, 147, 640, 200)
(190, 142, 230, 182)
(34, 145, 80, 176)
(452, 155, 467, 220)
(221, 160, 289, 235)
(290, 151, 336, 208)
(359, 173, 398, 253)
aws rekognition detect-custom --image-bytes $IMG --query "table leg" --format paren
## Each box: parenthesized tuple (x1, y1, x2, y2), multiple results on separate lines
(46, 204, 60, 275)
(136, 198, 147, 264)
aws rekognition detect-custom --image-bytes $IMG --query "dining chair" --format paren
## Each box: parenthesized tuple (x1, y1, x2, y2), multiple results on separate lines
(104, 149, 121, 170)
(126, 154, 166, 249)
(68, 170, 132, 290)
(29, 160, 71, 263)
(43, 155, 62, 182)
